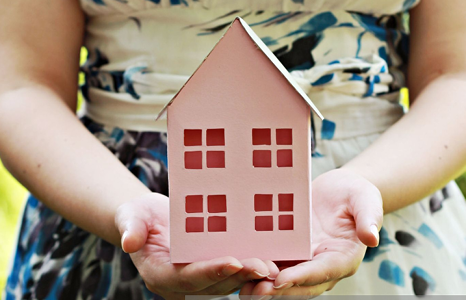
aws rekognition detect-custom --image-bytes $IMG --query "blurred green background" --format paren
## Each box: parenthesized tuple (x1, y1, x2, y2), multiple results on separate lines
(0, 48, 465, 298)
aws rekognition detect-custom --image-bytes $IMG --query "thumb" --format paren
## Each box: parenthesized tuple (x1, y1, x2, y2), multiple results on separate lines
(349, 183, 384, 248)
(115, 203, 149, 253)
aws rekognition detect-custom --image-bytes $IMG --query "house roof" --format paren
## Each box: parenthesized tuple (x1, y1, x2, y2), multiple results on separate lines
(156, 17, 323, 121)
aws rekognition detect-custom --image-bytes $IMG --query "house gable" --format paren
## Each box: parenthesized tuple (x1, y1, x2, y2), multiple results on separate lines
(157, 17, 323, 121)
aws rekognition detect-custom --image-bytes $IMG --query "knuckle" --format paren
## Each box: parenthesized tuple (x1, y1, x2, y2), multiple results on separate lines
(207, 268, 224, 282)
(325, 280, 340, 291)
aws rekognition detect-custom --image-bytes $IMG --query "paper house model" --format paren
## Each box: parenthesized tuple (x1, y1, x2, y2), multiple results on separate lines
(157, 17, 323, 263)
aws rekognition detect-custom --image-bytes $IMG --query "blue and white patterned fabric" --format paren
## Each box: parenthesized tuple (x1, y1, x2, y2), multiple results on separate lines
(5, 0, 466, 298)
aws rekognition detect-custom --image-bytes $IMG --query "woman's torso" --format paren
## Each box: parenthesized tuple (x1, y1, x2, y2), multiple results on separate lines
(79, 0, 418, 135)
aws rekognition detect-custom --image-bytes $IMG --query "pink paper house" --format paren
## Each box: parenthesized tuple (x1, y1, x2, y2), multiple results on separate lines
(157, 17, 323, 263)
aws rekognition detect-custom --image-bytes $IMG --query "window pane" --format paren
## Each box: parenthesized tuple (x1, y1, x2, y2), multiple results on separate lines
(253, 150, 271, 168)
(206, 151, 225, 168)
(279, 194, 294, 211)
(277, 149, 293, 167)
(252, 128, 271, 145)
(186, 217, 204, 233)
(208, 195, 227, 213)
(185, 151, 202, 169)
(208, 216, 227, 232)
(279, 215, 293, 230)
(206, 129, 225, 146)
(184, 129, 202, 146)
(276, 129, 292, 145)
(254, 194, 273, 211)
(186, 195, 203, 213)
(255, 216, 273, 231)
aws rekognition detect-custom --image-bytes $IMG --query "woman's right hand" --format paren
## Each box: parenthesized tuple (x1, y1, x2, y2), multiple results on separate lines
(115, 193, 279, 299)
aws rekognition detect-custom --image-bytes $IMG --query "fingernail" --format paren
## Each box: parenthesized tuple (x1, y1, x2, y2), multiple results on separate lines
(253, 271, 269, 278)
(370, 225, 379, 246)
(273, 282, 293, 289)
(222, 263, 243, 276)
(121, 231, 128, 253)
(258, 296, 273, 300)
(266, 274, 276, 280)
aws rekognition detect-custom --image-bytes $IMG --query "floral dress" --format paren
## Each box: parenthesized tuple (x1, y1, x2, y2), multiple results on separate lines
(5, 0, 466, 299)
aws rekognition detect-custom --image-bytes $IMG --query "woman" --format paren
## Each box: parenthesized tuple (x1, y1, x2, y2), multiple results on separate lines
(1, 0, 466, 299)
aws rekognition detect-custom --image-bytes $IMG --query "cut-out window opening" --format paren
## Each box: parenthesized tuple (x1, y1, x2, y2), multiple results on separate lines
(186, 195, 203, 213)
(184, 129, 202, 146)
(276, 129, 292, 145)
(252, 128, 271, 145)
(208, 195, 227, 213)
(253, 150, 271, 168)
(207, 129, 225, 146)
(254, 194, 273, 211)
(186, 194, 227, 233)
(254, 193, 294, 231)
(184, 129, 226, 169)
(252, 128, 293, 168)
(185, 151, 202, 169)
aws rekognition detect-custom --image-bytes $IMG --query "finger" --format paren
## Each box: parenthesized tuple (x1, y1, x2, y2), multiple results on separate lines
(239, 282, 256, 299)
(150, 256, 244, 293)
(349, 183, 384, 247)
(197, 258, 272, 295)
(272, 245, 363, 288)
(251, 279, 331, 299)
(114, 202, 149, 253)
(264, 260, 280, 280)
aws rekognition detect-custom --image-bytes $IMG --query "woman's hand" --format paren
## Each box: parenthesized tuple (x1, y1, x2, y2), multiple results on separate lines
(240, 168, 384, 298)
(115, 193, 279, 300)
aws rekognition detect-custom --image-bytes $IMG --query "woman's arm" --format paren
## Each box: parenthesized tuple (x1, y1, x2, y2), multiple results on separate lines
(344, 0, 466, 213)
(0, 0, 151, 246)
(0, 1, 276, 298)
(245, 0, 466, 296)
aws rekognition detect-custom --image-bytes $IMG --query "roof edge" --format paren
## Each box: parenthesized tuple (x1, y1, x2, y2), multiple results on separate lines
(156, 17, 324, 121)
(236, 17, 323, 120)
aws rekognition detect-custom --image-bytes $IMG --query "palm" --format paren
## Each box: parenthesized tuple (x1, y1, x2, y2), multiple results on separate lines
(129, 197, 171, 274)
(240, 169, 383, 297)
(116, 194, 279, 299)
(310, 185, 367, 274)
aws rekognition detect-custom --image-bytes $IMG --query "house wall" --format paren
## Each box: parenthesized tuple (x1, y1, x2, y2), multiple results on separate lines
(168, 20, 312, 262)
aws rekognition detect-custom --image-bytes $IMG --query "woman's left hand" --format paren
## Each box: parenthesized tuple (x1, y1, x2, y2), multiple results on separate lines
(240, 168, 384, 298)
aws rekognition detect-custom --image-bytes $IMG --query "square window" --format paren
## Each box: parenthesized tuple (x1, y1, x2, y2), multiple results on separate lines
(277, 149, 293, 167)
(184, 129, 202, 146)
(253, 150, 271, 168)
(252, 128, 271, 145)
(206, 129, 225, 146)
(254, 194, 273, 211)
(279, 194, 294, 211)
(208, 195, 227, 213)
(208, 216, 227, 232)
(276, 129, 292, 145)
(255, 216, 273, 231)
(185, 151, 202, 169)
(186, 195, 203, 213)
(206, 151, 225, 168)
(186, 217, 204, 233)
(279, 215, 293, 230)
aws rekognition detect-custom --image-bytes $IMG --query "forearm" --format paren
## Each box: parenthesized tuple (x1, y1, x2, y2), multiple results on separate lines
(343, 73, 466, 214)
(0, 85, 151, 245)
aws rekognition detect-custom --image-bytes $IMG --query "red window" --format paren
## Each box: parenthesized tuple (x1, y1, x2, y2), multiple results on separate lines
(185, 194, 227, 233)
(254, 193, 294, 231)
(184, 129, 225, 169)
(184, 129, 202, 146)
(252, 128, 293, 168)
